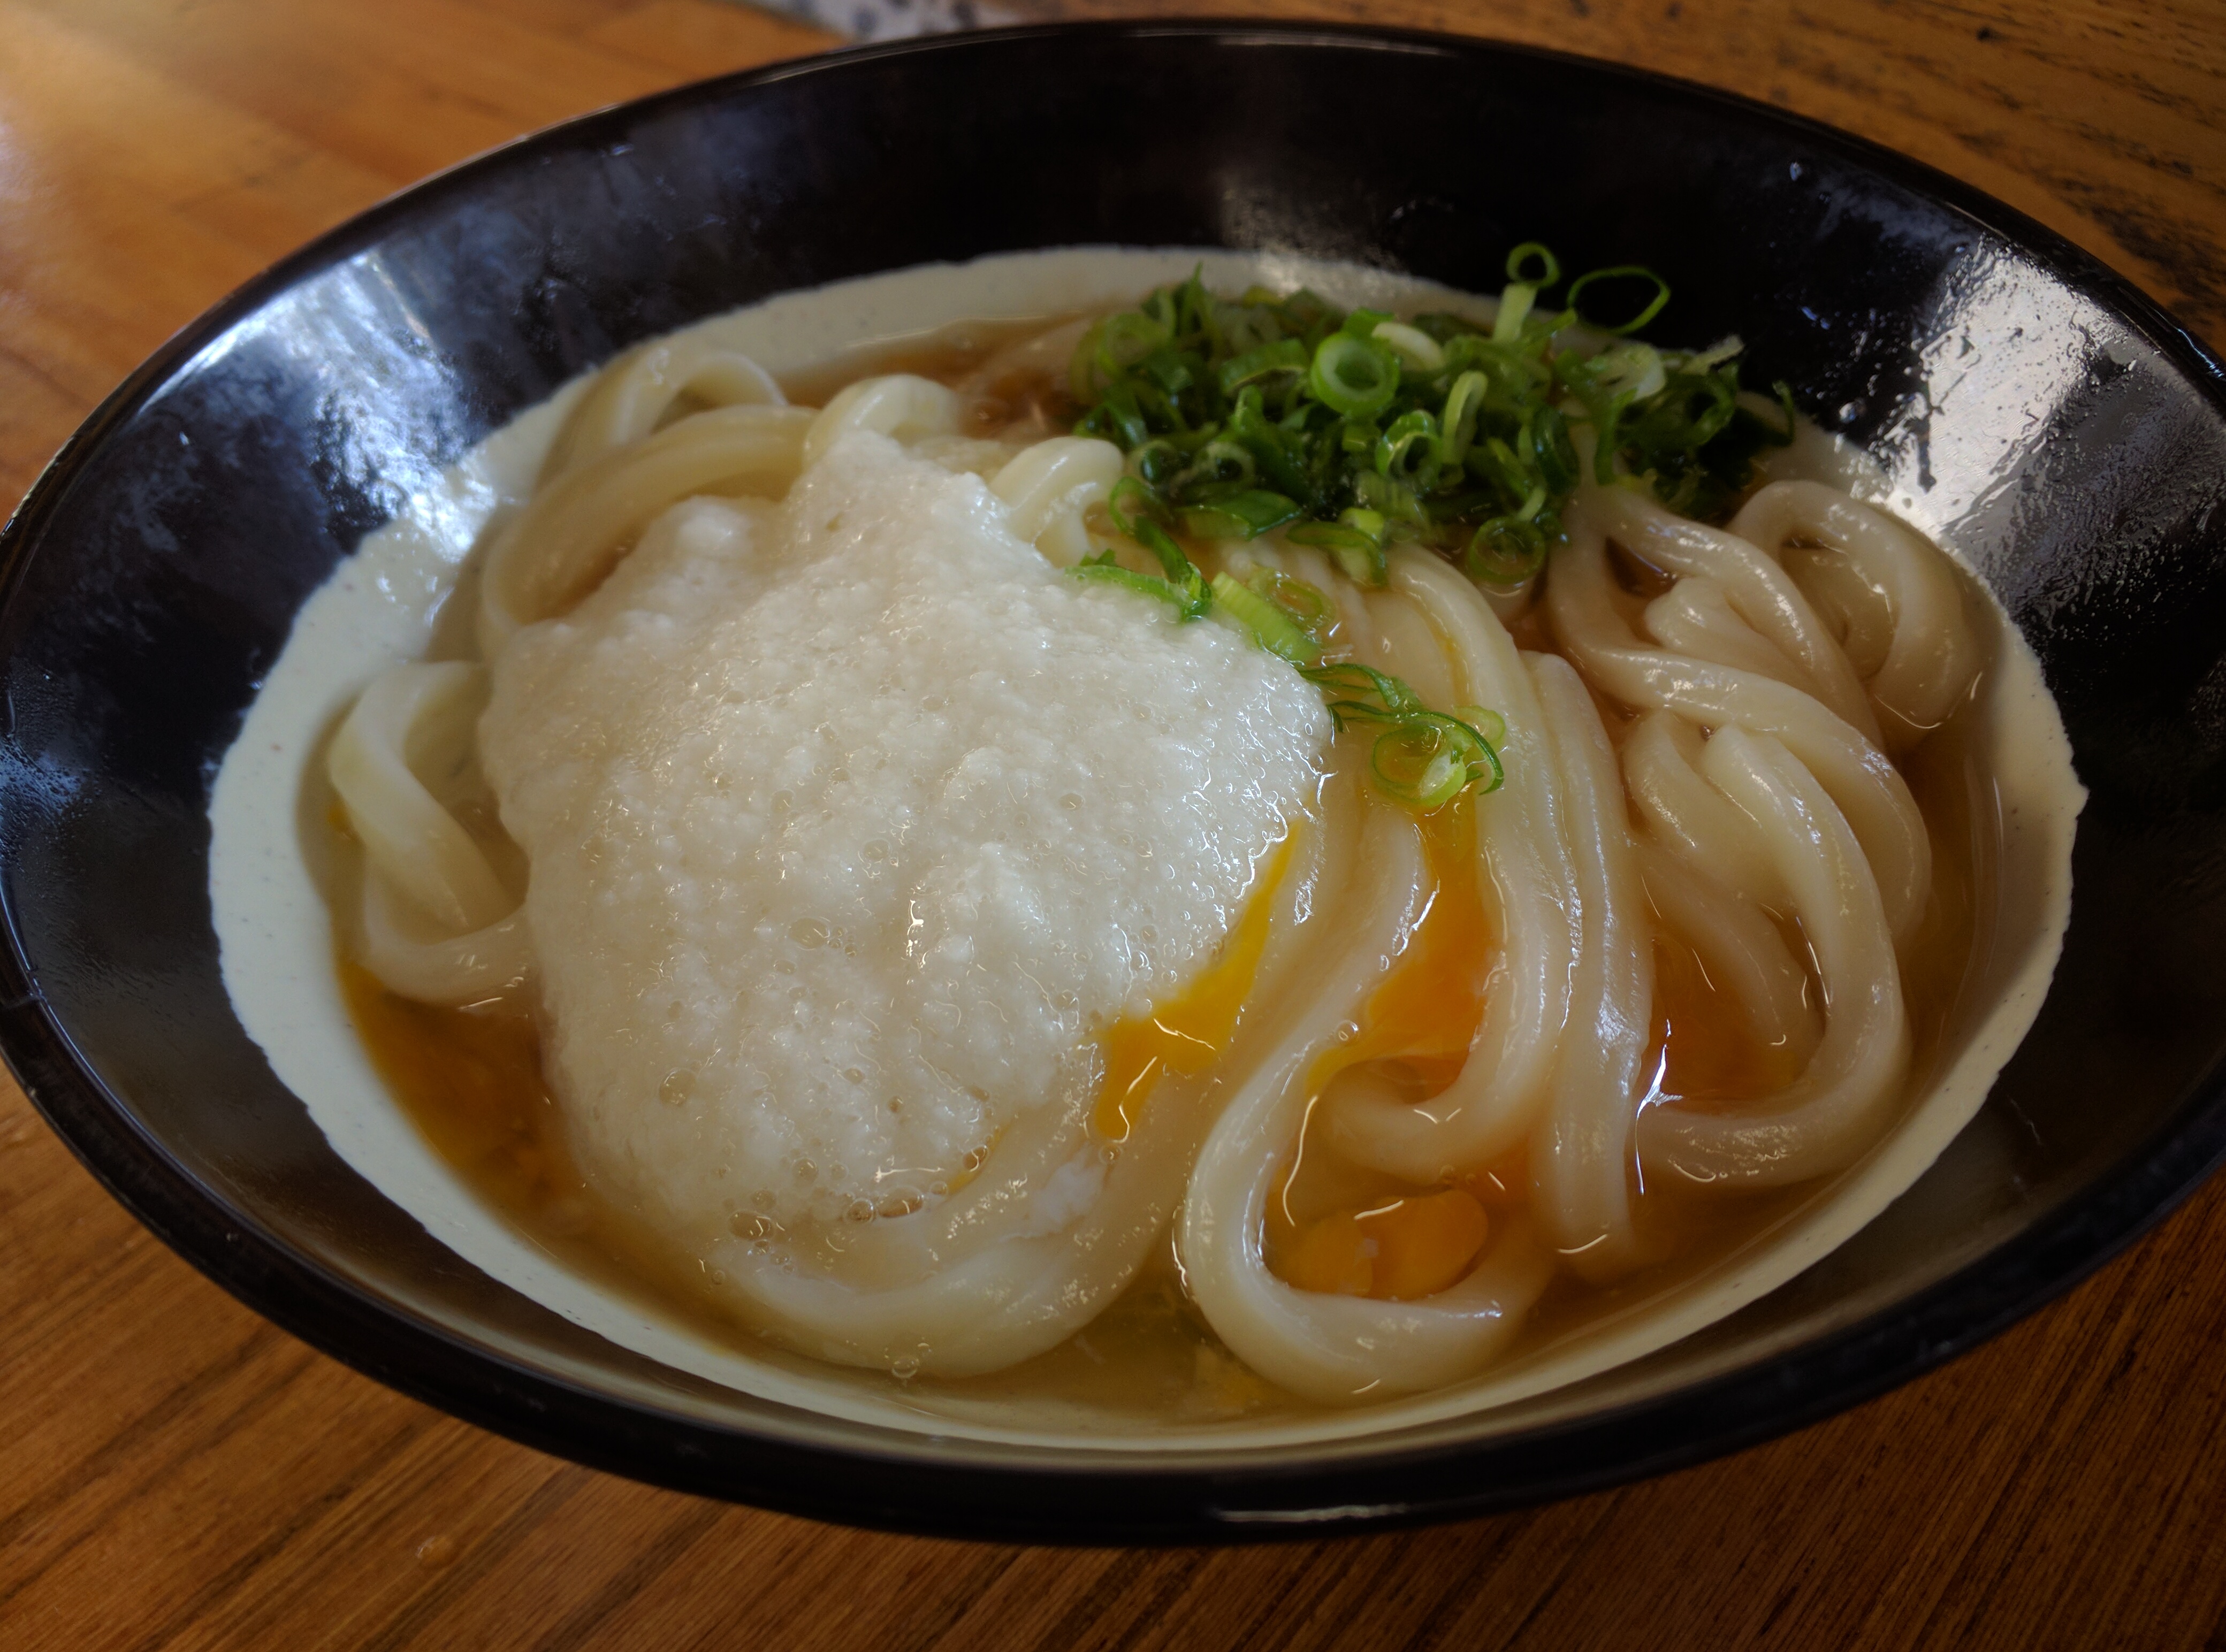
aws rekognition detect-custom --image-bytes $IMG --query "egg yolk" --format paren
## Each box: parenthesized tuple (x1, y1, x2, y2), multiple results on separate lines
(1091, 829, 1298, 1143)
(1270, 803, 1498, 1302)
(1320, 802, 1493, 1095)
(1274, 1187, 1491, 1301)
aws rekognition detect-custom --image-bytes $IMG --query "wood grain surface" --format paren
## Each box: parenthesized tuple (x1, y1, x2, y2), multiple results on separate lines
(3, 2, 2223, 1647)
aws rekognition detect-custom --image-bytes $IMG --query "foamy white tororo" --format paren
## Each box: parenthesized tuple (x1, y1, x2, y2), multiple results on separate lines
(208, 247, 2084, 1449)
(479, 433, 1326, 1237)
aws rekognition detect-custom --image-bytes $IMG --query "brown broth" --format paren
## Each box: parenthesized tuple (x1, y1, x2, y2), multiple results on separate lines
(329, 325, 1995, 1421)
(338, 939, 1324, 1424)
(337, 954, 778, 1344)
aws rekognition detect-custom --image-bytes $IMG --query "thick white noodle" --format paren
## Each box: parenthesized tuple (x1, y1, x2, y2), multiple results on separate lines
(1324, 560, 1385, 655)
(1525, 654, 1656, 1282)
(1782, 547, 1894, 679)
(1621, 710, 1786, 912)
(1623, 710, 1818, 1058)
(1323, 549, 1579, 1181)
(1581, 484, 1881, 743)
(1179, 781, 1553, 1404)
(327, 661, 513, 934)
(1632, 838, 1817, 1060)
(988, 436, 1124, 567)
(357, 878, 532, 1005)
(1547, 481, 1964, 1201)
(476, 403, 813, 657)
(1547, 495, 1932, 945)
(801, 373, 962, 470)
(326, 660, 531, 1001)
(321, 318, 1996, 1395)
(1642, 577, 1812, 692)
(1730, 480, 1983, 746)
(1635, 726, 1911, 1186)
(538, 331, 786, 486)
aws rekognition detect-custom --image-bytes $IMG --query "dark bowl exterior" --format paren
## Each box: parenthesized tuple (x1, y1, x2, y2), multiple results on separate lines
(4, 21, 2225, 1543)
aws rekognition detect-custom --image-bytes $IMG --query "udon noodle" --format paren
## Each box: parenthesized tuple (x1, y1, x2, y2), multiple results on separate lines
(316, 270, 2008, 1409)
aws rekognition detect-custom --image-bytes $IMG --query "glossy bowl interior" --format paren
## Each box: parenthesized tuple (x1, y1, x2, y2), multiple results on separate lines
(6, 22, 2226, 1542)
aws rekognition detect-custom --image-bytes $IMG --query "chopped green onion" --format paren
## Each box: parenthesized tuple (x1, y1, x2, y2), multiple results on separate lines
(1287, 519, 1387, 586)
(1589, 342, 1668, 401)
(1064, 246, 1799, 595)
(1102, 478, 1209, 617)
(1492, 284, 1536, 345)
(1349, 469, 1426, 534)
(1135, 523, 1210, 617)
(1075, 383, 1146, 449)
(1178, 489, 1302, 541)
(1174, 439, 1257, 493)
(1567, 265, 1672, 336)
(1298, 663, 1505, 807)
(1687, 334, 1745, 374)
(1071, 558, 1194, 615)
(1245, 566, 1336, 639)
(1286, 525, 1386, 586)
(1505, 242, 1561, 286)
(1224, 388, 1316, 503)
(1102, 310, 1172, 365)
(1466, 514, 1553, 587)
(1440, 370, 1488, 464)
(1106, 475, 1169, 533)
(1371, 320, 1447, 374)
(1527, 406, 1581, 494)
(1301, 661, 1419, 716)
(1308, 333, 1400, 418)
(1209, 571, 1322, 664)
(1374, 410, 1443, 493)
(1373, 721, 1473, 809)
(1217, 336, 1309, 396)
(1759, 380, 1798, 444)
(1455, 705, 1510, 748)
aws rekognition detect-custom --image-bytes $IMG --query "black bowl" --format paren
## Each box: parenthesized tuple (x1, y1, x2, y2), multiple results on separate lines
(6, 21, 2225, 1543)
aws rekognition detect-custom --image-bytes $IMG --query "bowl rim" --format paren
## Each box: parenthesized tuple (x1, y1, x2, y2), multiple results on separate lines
(6, 16, 2226, 1544)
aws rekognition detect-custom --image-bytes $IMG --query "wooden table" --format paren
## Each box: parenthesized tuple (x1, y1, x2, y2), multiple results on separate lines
(3, 2, 2222, 1646)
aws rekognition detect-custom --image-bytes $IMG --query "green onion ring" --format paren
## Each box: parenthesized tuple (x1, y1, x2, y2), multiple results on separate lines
(1504, 241, 1561, 287)
(1308, 333, 1400, 418)
(1567, 265, 1672, 336)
